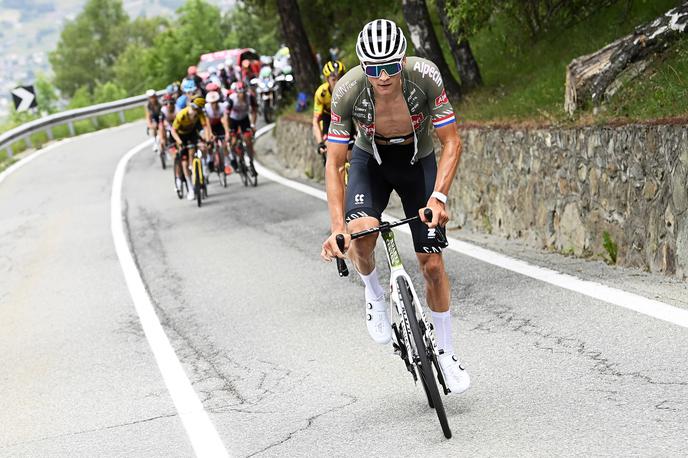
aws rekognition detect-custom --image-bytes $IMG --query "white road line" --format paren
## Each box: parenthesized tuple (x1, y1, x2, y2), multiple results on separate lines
(111, 140, 229, 458)
(0, 139, 73, 186)
(253, 147, 688, 330)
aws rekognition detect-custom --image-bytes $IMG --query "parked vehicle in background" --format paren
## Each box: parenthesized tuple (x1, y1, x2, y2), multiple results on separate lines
(198, 50, 235, 81)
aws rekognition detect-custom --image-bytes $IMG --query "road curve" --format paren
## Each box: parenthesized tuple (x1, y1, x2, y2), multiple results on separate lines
(1, 121, 687, 456)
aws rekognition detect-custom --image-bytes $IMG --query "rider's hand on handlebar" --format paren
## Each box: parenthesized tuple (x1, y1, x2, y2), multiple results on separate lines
(317, 141, 327, 155)
(321, 232, 351, 262)
(420, 199, 449, 228)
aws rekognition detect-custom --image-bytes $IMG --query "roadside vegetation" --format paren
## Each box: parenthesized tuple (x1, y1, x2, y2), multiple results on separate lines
(2, 0, 686, 139)
(454, 0, 686, 124)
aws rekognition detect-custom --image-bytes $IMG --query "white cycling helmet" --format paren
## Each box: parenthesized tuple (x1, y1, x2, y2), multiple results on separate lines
(146, 89, 156, 97)
(356, 19, 407, 65)
(206, 91, 220, 103)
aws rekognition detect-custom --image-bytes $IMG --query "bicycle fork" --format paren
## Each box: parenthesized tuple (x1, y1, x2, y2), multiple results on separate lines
(383, 229, 443, 382)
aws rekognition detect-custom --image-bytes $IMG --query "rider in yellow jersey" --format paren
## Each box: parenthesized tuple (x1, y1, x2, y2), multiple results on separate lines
(313, 60, 349, 166)
(171, 98, 212, 200)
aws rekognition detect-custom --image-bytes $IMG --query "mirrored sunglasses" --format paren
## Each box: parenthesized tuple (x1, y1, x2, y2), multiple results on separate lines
(364, 62, 402, 78)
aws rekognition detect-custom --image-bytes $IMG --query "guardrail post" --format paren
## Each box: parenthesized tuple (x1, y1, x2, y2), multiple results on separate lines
(24, 137, 33, 149)
(46, 127, 54, 140)
(118, 110, 125, 123)
(4, 145, 12, 158)
(91, 117, 99, 129)
(67, 121, 75, 137)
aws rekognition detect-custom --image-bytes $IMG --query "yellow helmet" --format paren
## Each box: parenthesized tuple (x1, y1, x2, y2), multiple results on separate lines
(191, 97, 206, 110)
(322, 60, 346, 78)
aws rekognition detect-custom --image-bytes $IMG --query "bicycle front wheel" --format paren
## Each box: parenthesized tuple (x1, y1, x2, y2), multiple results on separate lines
(397, 276, 451, 439)
(194, 160, 202, 208)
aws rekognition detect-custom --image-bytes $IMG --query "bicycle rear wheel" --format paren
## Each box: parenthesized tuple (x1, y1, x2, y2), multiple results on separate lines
(248, 161, 258, 187)
(239, 154, 249, 187)
(397, 276, 451, 439)
(215, 151, 226, 187)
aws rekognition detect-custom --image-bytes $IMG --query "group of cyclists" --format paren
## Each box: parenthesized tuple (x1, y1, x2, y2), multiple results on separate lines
(145, 64, 259, 201)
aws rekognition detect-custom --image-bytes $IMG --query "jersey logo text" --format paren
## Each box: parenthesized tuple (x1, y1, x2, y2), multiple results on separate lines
(435, 89, 448, 107)
(413, 61, 443, 87)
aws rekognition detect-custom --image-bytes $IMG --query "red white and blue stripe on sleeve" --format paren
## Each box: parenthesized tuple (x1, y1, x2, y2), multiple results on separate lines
(432, 113, 456, 128)
(327, 132, 350, 144)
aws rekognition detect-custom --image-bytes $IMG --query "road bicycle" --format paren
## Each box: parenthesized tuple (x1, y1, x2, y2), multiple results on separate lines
(186, 142, 207, 207)
(335, 209, 452, 438)
(231, 132, 258, 187)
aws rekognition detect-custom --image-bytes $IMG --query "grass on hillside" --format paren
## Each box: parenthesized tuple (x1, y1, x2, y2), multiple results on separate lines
(449, 0, 686, 124)
(0, 107, 145, 173)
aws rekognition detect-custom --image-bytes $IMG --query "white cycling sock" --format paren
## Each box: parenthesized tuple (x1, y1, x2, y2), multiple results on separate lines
(359, 268, 385, 302)
(431, 310, 454, 355)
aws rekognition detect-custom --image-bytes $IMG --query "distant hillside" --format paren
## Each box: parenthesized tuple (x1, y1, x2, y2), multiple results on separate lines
(0, 0, 234, 116)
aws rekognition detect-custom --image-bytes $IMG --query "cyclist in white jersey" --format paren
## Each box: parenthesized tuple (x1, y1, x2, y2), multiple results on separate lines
(205, 91, 232, 174)
(226, 81, 258, 173)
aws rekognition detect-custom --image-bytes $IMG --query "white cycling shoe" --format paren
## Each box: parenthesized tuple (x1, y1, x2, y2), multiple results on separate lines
(366, 298, 392, 344)
(187, 188, 195, 200)
(438, 353, 470, 394)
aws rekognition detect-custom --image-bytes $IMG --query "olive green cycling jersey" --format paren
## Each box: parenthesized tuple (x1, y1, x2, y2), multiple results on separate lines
(327, 56, 456, 165)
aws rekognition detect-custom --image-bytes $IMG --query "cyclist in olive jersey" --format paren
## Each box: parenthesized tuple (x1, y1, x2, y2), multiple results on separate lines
(313, 60, 346, 165)
(321, 19, 469, 395)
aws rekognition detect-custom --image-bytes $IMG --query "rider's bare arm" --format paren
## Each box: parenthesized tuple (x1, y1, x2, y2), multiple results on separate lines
(171, 127, 182, 145)
(221, 113, 230, 138)
(433, 124, 462, 198)
(203, 118, 212, 142)
(312, 114, 323, 144)
(145, 110, 153, 129)
(322, 141, 349, 260)
(421, 124, 461, 228)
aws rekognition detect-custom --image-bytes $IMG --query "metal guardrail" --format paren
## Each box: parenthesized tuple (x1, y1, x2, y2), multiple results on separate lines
(0, 92, 151, 158)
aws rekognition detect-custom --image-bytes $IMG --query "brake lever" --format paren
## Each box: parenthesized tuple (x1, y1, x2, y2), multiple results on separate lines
(423, 208, 448, 247)
(335, 234, 349, 277)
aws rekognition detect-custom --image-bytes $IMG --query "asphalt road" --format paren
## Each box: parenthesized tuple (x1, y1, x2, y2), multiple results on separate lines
(1, 122, 687, 457)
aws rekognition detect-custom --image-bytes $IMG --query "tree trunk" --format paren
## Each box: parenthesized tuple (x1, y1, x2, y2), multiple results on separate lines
(275, 0, 320, 95)
(401, 0, 462, 100)
(565, 2, 688, 115)
(435, 0, 482, 90)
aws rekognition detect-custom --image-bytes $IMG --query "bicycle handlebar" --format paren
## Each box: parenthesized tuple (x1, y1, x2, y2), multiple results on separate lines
(334, 208, 447, 277)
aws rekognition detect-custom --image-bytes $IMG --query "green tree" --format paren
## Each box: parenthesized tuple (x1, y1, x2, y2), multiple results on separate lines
(127, 16, 170, 47)
(68, 86, 93, 109)
(34, 74, 60, 114)
(114, 43, 153, 95)
(444, 0, 618, 40)
(49, 0, 130, 97)
(224, 3, 280, 54)
(144, 0, 226, 87)
(93, 82, 127, 102)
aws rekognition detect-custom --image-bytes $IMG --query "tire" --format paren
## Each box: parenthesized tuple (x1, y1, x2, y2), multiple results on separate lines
(239, 157, 249, 187)
(217, 151, 227, 188)
(249, 162, 258, 187)
(160, 150, 166, 170)
(174, 156, 183, 199)
(176, 177, 183, 199)
(194, 160, 202, 208)
(397, 276, 451, 439)
(264, 105, 274, 124)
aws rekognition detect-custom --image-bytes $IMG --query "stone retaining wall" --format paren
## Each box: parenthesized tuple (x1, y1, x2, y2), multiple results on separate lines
(271, 115, 688, 277)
